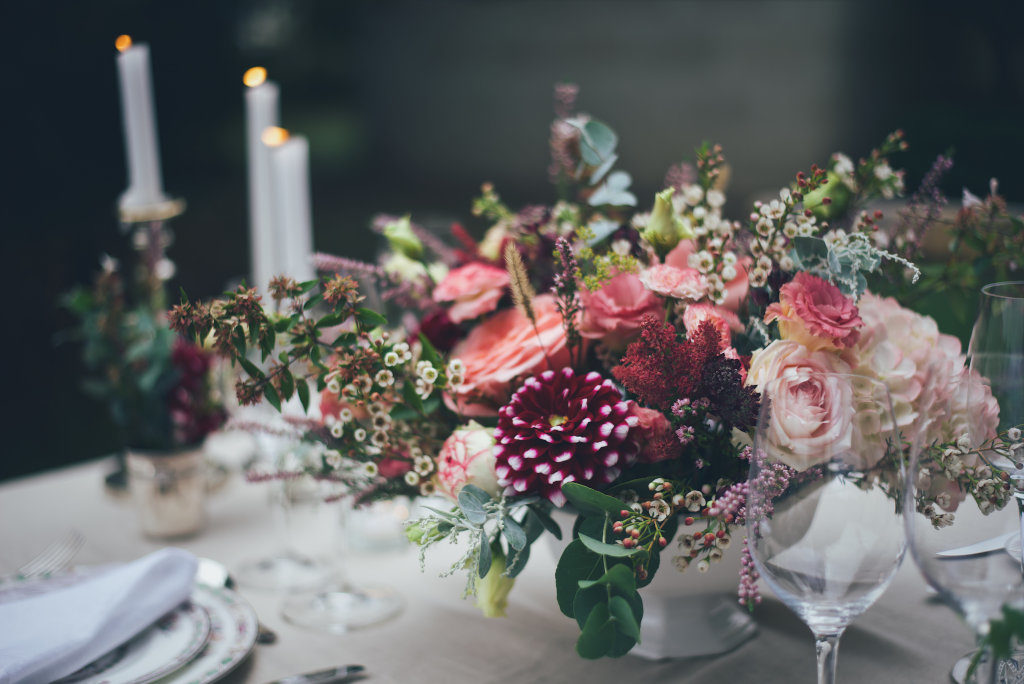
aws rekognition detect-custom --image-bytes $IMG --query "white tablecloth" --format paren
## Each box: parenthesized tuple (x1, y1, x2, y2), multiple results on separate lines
(0, 459, 974, 683)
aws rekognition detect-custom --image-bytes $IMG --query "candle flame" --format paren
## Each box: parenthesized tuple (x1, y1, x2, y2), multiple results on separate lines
(262, 126, 289, 147)
(243, 67, 267, 88)
(115, 35, 133, 52)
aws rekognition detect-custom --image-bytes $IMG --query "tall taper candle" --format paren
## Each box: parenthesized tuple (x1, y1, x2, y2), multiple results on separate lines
(267, 130, 315, 282)
(244, 67, 280, 295)
(115, 35, 168, 212)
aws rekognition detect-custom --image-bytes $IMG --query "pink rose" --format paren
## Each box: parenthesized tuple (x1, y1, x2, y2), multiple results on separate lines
(765, 273, 863, 350)
(626, 402, 676, 463)
(446, 294, 571, 416)
(666, 240, 750, 312)
(433, 262, 510, 323)
(682, 302, 742, 350)
(748, 340, 855, 470)
(580, 272, 663, 349)
(434, 422, 499, 500)
(639, 264, 707, 300)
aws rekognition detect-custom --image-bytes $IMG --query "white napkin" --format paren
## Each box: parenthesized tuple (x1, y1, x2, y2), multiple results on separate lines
(0, 547, 197, 684)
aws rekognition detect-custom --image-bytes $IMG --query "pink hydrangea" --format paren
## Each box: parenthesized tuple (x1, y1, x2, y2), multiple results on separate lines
(765, 273, 862, 350)
(639, 264, 707, 301)
(433, 262, 510, 323)
(580, 272, 663, 350)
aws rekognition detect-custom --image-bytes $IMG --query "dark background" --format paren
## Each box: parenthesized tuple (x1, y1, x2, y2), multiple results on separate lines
(5, 0, 1024, 481)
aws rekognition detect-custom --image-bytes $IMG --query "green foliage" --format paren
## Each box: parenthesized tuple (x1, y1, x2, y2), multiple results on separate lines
(791, 234, 919, 299)
(970, 605, 1024, 679)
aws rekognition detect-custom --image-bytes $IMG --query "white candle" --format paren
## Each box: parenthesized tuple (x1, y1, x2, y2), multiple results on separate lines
(267, 130, 315, 282)
(244, 67, 280, 294)
(115, 35, 168, 212)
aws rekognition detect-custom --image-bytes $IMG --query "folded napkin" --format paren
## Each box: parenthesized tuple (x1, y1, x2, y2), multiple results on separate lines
(0, 547, 197, 684)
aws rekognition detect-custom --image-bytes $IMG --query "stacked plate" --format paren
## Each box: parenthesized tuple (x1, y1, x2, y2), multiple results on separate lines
(53, 583, 258, 684)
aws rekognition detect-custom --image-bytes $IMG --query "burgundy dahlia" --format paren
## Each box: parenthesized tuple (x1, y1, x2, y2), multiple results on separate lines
(493, 368, 639, 507)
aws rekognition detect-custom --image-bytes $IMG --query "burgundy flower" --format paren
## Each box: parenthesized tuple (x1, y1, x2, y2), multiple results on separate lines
(494, 368, 639, 507)
(414, 309, 463, 353)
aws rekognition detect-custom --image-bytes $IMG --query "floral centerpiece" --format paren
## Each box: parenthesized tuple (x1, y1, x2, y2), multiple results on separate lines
(64, 222, 226, 457)
(170, 85, 1021, 658)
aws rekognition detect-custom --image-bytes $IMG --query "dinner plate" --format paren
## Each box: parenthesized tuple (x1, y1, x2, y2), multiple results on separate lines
(55, 600, 212, 684)
(154, 583, 259, 684)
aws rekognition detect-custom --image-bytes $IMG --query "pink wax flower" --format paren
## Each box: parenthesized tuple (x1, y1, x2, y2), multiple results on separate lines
(682, 302, 742, 350)
(639, 264, 707, 301)
(765, 272, 863, 350)
(747, 340, 855, 470)
(445, 294, 571, 417)
(666, 240, 750, 312)
(433, 262, 510, 323)
(434, 422, 499, 501)
(579, 271, 663, 350)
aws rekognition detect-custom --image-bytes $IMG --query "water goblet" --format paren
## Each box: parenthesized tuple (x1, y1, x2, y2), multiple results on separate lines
(748, 372, 905, 684)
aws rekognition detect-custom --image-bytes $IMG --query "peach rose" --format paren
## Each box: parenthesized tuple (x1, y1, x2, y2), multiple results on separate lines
(666, 240, 750, 312)
(765, 272, 862, 351)
(639, 264, 707, 300)
(446, 294, 571, 416)
(682, 302, 742, 350)
(433, 262, 510, 323)
(434, 421, 499, 500)
(580, 272, 663, 349)
(748, 340, 855, 470)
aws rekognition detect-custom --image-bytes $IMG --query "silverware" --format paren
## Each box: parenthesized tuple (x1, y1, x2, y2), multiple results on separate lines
(12, 530, 85, 581)
(935, 532, 1014, 558)
(196, 557, 278, 644)
(265, 665, 365, 684)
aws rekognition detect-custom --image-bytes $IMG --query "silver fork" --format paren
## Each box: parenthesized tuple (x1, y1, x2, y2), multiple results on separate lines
(13, 530, 85, 581)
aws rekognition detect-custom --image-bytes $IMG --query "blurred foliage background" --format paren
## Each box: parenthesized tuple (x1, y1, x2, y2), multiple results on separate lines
(6, 0, 1023, 480)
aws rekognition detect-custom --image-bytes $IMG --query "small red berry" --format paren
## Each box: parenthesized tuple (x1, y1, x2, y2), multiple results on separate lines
(716, 530, 726, 539)
(631, 529, 640, 539)
(620, 509, 630, 518)
(658, 537, 668, 548)
(684, 517, 694, 526)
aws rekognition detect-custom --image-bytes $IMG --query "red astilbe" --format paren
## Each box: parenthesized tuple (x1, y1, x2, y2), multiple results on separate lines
(612, 315, 723, 412)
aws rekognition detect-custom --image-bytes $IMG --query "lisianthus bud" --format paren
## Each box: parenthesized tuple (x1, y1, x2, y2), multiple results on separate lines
(804, 171, 852, 220)
(476, 546, 515, 618)
(383, 252, 428, 283)
(383, 215, 424, 259)
(642, 188, 695, 257)
(435, 421, 499, 500)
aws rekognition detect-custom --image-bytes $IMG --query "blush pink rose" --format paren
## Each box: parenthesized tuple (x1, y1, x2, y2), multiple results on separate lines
(446, 294, 571, 416)
(639, 264, 707, 300)
(434, 422, 499, 500)
(666, 240, 750, 312)
(748, 340, 855, 470)
(433, 262, 510, 323)
(765, 272, 863, 350)
(682, 302, 742, 350)
(580, 272, 662, 349)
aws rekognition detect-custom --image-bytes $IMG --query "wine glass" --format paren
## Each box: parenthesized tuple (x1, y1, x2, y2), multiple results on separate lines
(904, 399, 1024, 684)
(943, 280, 1024, 681)
(747, 372, 905, 684)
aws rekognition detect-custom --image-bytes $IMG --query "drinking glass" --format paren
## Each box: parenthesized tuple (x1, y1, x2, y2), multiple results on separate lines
(944, 280, 1024, 681)
(747, 373, 905, 684)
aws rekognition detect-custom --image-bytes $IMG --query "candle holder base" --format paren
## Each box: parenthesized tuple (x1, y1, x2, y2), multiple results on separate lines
(119, 197, 186, 224)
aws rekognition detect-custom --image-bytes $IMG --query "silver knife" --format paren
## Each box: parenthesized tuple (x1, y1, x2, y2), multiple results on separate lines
(267, 665, 365, 684)
(935, 533, 1015, 558)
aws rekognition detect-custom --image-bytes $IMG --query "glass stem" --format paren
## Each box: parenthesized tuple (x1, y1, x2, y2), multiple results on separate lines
(814, 631, 844, 684)
(1015, 489, 1024, 573)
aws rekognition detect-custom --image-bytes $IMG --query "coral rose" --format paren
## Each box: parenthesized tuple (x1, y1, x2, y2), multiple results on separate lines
(434, 421, 499, 500)
(433, 262, 510, 323)
(639, 264, 707, 300)
(666, 240, 750, 312)
(580, 272, 662, 349)
(748, 340, 855, 470)
(627, 402, 676, 463)
(765, 272, 862, 350)
(446, 294, 571, 416)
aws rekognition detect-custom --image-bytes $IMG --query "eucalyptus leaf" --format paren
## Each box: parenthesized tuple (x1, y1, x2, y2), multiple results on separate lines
(578, 563, 636, 595)
(477, 530, 492, 578)
(501, 516, 527, 551)
(458, 489, 488, 525)
(555, 539, 604, 617)
(296, 379, 310, 412)
(572, 584, 607, 629)
(576, 603, 616, 659)
(588, 171, 637, 208)
(506, 542, 530, 578)
(526, 505, 563, 540)
(562, 482, 626, 516)
(578, 533, 641, 558)
(608, 595, 641, 641)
